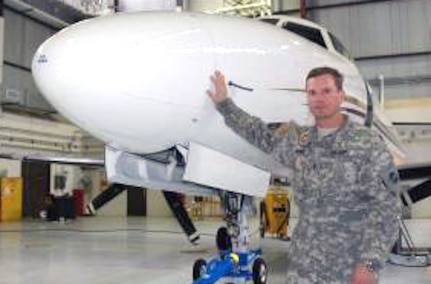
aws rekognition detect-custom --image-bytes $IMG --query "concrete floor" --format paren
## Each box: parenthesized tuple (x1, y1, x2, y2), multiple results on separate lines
(0, 217, 430, 284)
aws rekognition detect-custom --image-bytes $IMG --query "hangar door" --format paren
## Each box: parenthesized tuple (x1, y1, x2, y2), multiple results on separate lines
(22, 161, 50, 218)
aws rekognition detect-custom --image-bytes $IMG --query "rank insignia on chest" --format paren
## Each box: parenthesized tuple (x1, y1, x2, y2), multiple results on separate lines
(299, 130, 311, 146)
(352, 134, 361, 142)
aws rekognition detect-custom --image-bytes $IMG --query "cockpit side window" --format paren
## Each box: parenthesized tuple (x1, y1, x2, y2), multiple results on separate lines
(259, 18, 280, 25)
(328, 32, 353, 61)
(282, 22, 326, 49)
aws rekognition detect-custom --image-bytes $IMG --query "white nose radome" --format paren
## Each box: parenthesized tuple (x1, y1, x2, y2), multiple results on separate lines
(32, 13, 215, 153)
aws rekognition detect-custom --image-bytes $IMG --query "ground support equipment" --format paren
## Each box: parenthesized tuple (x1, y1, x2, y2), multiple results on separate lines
(192, 192, 267, 284)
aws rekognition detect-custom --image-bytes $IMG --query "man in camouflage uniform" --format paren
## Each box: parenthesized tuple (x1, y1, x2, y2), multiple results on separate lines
(207, 67, 401, 284)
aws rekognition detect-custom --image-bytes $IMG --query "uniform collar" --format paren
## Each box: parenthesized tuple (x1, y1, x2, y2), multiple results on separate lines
(332, 115, 355, 150)
(312, 115, 352, 149)
(297, 115, 353, 149)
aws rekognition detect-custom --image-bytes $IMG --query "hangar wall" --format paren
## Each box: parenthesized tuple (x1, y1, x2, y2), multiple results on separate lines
(147, 190, 173, 217)
(2, 7, 56, 111)
(0, 158, 21, 176)
(96, 189, 128, 216)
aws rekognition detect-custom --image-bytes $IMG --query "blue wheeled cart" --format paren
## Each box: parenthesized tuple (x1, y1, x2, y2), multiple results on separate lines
(192, 249, 266, 284)
(191, 193, 268, 284)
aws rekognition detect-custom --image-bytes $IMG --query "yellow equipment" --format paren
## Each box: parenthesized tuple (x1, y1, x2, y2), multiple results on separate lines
(1, 177, 23, 221)
(260, 186, 290, 239)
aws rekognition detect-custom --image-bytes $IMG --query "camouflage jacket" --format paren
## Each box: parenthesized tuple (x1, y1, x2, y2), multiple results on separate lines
(216, 98, 401, 283)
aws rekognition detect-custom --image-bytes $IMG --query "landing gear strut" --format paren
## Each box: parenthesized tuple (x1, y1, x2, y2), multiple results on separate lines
(191, 192, 267, 284)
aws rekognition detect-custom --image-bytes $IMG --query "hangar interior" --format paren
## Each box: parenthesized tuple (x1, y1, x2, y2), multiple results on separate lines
(0, 0, 430, 283)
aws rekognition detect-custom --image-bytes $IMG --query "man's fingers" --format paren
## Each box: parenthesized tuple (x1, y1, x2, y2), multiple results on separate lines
(208, 70, 228, 104)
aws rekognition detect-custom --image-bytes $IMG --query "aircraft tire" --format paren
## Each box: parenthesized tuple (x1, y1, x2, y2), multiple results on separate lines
(192, 258, 207, 280)
(252, 257, 267, 284)
(216, 227, 232, 251)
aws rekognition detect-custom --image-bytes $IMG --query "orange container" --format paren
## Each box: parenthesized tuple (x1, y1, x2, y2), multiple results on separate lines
(1, 177, 23, 221)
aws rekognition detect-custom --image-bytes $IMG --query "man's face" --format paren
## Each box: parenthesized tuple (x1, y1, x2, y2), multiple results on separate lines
(306, 74, 344, 120)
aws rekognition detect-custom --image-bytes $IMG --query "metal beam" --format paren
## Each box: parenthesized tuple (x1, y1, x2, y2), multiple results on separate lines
(274, 0, 406, 15)
(355, 50, 431, 61)
(367, 74, 431, 88)
(5, 0, 92, 29)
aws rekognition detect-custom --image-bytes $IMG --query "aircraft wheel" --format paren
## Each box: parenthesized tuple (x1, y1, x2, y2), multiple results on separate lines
(252, 257, 267, 284)
(216, 227, 232, 251)
(192, 258, 207, 280)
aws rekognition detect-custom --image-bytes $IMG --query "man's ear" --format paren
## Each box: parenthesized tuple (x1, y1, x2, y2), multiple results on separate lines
(339, 90, 346, 103)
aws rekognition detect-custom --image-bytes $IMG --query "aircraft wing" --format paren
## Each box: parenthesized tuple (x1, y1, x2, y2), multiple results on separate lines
(22, 154, 104, 167)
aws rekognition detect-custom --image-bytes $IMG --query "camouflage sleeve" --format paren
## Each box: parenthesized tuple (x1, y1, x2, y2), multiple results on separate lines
(216, 98, 281, 154)
(357, 134, 401, 271)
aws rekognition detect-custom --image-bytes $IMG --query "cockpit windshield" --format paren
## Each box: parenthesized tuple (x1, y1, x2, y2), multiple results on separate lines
(258, 17, 354, 62)
(282, 22, 327, 49)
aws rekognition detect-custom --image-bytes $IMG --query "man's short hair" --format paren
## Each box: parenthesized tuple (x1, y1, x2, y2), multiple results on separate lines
(306, 67, 344, 90)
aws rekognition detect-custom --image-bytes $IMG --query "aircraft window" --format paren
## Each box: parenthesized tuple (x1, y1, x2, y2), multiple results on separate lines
(282, 22, 326, 49)
(259, 18, 280, 25)
(329, 32, 353, 60)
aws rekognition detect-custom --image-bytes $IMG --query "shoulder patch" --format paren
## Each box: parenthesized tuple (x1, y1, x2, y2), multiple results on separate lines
(381, 164, 400, 192)
(274, 121, 312, 146)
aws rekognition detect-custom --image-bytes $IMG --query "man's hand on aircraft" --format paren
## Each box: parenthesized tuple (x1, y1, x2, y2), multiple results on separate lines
(207, 70, 228, 104)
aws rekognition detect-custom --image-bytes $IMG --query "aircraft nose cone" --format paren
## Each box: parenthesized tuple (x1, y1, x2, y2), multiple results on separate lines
(32, 13, 212, 153)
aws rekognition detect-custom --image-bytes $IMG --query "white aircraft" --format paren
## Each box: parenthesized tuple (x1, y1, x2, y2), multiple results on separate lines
(31, 12, 405, 194)
(31, 12, 410, 283)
